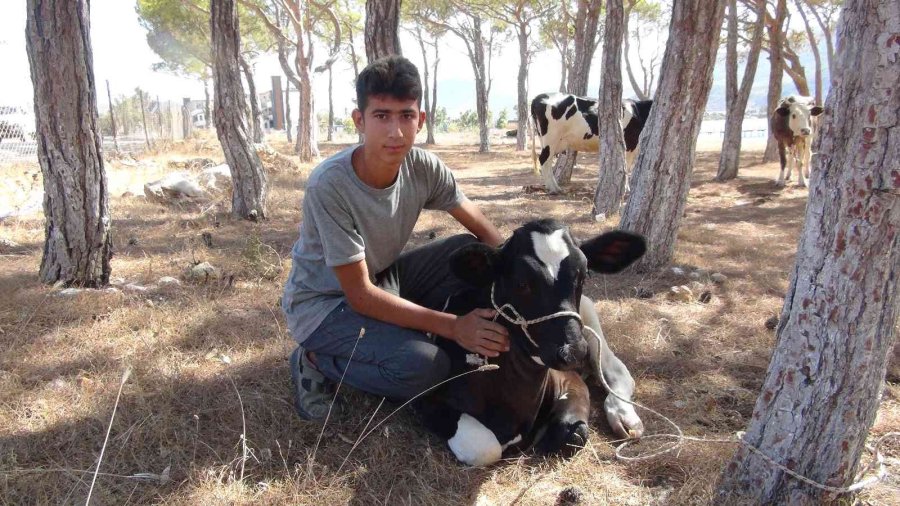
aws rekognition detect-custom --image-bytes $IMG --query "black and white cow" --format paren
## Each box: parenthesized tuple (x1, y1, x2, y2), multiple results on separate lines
(530, 93, 653, 193)
(419, 219, 646, 466)
(769, 95, 824, 188)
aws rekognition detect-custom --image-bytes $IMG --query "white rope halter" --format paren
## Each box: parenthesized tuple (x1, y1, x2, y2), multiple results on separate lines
(488, 283, 583, 349)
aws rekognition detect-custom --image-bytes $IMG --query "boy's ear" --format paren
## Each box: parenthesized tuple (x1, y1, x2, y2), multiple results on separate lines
(580, 231, 646, 274)
(418, 110, 426, 132)
(449, 243, 498, 287)
(352, 108, 364, 133)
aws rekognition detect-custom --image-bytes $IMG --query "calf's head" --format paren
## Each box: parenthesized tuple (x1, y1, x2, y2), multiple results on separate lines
(450, 220, 645, 371)
(776, 95, 824, 137)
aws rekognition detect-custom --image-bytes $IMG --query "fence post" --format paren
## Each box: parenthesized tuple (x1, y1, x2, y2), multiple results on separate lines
(105, 80, 119, 153)
(182, 97, 192, 139)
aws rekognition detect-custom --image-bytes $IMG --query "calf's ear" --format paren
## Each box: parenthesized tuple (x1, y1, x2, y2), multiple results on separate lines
(449, 243, 498, 287)
(581, 231, 646, 274)
(810, 105, 824, 116)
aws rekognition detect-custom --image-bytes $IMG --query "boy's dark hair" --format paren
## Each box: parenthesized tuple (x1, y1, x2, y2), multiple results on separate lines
(355, 55, 422, 113)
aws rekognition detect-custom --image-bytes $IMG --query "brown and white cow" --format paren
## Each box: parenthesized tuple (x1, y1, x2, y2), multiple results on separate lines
(769, 95, 824, 188)
(530, 93, 653, 194)
(418, 219, 646, 466)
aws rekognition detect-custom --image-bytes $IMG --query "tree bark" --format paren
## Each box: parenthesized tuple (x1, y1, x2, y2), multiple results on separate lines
(618, 0, 726, 271)
(795, 0, 824, 103)
(285, 77, 292, 143)
(203, 77, 211, 128)
(622, 1, 650, 101)
(105, 79, 119, 153)
(26, 0, 111, 287)
(430, 39, 439, 144)
(327, 65, 334, 141)
(414, 25, 436, 145)
(516, 20, 529, 151)
(763, 0, 787, 162)
(716, 2, 900, 502)
(138, 89, 152, 150)
(239, 54, 263, 143)
(365, 0, 402, 62)
(716, 0, 765, 181)
(211, 0, 268, 220)
(471, 16, 490, 153)
(807, 1, 836, 86)
(781, 38, 812, 96)
(554, 0, 603, 187)
(592, 0, 627, 219)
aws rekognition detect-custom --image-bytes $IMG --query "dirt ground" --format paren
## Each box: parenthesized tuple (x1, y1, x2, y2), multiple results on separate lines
(0, 131, 897, 505)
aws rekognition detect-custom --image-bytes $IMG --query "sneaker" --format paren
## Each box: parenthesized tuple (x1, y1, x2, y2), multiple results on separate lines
(290, 346, 339, 421)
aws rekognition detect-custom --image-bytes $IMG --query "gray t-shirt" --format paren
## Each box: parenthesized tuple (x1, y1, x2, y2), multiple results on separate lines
(282, 146, 466, 343)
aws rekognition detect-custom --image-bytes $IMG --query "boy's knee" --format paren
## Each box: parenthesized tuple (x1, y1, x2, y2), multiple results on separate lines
(387, 343, 450, 398)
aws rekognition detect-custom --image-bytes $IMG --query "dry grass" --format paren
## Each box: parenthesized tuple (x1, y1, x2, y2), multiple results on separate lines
(0, 131, 897, 505)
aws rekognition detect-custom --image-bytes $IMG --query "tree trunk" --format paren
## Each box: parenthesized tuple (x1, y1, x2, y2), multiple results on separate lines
(285, 77, 292, 143)
(716, 0, 765, 181)
(239, 55, 263, 143)
(106, 79, 119, 153)
(327, 65, 334, 141)
(295, 54, 318, 161)
(515, 21, 528, 151)
(795, 0, 824, 104)
(365, 0, 401, 62)
(554, 0, 603, 187)
(211, 0, 267, 220)
(782, 41, 812, 96)
(415, 26, 435, 145)
(716, 2, 900, 502)
(430, 39, 439, 144)
(763, 0, 787, 162)
(345, 22, 365, 144)
(618, 0, 726, 272)
(808, 2, 836, 86)
(138, 89, 152, 150)
(203, 77, 211, 128)
(622, 2, 650, 101)
(592, 0, 627, 219)
(462, 16, 490, 154)
(26, 0, 111, 287)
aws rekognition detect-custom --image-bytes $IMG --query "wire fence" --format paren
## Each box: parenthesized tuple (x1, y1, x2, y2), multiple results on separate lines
(0, 89, 200, 167)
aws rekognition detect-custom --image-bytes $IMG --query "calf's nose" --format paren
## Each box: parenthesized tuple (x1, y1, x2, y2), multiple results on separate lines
(557, 340, 588, 369)
(800, 127, 811, 136)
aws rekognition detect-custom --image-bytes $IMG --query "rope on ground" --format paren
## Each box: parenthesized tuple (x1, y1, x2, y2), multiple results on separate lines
(583, 325, 898, 495)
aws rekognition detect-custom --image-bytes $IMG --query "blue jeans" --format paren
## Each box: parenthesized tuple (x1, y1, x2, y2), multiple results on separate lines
(302, 234, 477, 400)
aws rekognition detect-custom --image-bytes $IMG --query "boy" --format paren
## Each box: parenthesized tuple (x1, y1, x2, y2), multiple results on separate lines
(282, 55, 510, 420)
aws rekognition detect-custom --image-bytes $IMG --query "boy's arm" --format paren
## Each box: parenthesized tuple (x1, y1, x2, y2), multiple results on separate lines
(447, 199, 504, 247)
(333, 259, 509, 357)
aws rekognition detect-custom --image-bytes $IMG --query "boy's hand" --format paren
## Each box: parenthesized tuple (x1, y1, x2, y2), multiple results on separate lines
(451, 309, 510, 357)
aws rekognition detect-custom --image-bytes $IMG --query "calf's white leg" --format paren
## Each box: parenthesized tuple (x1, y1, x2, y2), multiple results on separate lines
(579, 295, 644, 438)
(448, 413, 503, 466)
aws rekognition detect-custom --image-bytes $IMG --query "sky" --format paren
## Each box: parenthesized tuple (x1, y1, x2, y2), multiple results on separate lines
(0, 1, 830, 121)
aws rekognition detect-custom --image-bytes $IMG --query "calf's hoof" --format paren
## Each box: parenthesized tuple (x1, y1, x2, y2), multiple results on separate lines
(557, 421, 589, 458)
(604, 395, 644, 439)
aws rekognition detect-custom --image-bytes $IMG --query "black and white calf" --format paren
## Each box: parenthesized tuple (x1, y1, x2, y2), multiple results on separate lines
(769, 95, 824, 188)
(530, 93, 653, 193)
(419, 219, 646, 466)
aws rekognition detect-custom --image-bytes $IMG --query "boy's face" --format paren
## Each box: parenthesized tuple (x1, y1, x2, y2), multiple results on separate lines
(352, 95, 426, 167)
